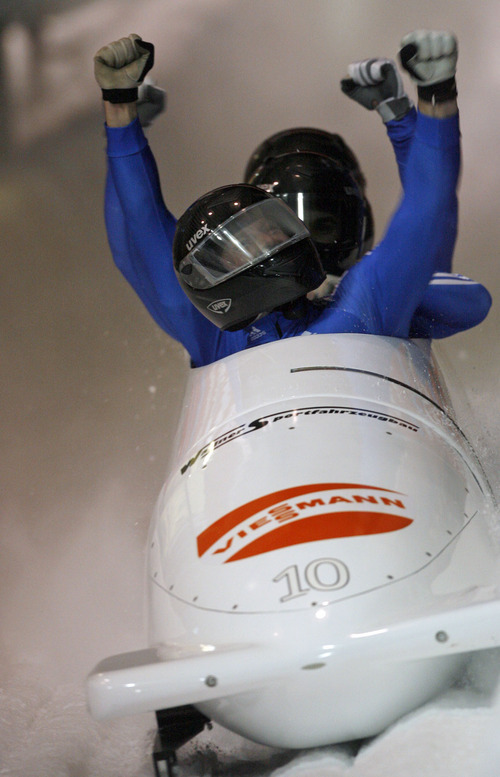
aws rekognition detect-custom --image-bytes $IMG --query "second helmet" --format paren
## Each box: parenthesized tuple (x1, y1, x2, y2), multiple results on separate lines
(243, 126, 368, 191)
(247, 151, 372, 277)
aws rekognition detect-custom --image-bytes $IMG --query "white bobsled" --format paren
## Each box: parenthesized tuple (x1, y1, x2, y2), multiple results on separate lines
(87, 334, 500, 752)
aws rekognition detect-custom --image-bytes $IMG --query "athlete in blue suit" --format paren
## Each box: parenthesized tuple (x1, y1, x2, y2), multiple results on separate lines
(94, 31, 491, 367)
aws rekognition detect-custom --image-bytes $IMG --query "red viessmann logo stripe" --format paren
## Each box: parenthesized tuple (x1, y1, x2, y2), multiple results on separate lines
(197, 483, 410, 559)
(224, 511, 412, 562)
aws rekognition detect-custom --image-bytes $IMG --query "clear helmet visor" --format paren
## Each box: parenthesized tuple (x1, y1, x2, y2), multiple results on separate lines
(178, 198, 310, 290)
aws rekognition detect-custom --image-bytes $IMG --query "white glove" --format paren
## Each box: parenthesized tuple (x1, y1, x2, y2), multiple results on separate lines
(341, 58, 413, 123)
(94, 33, 154, 102)
(399, 30, 457, 85)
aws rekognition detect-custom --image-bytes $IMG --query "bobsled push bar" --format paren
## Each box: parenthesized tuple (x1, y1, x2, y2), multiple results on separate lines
(88, 596, 500, 721)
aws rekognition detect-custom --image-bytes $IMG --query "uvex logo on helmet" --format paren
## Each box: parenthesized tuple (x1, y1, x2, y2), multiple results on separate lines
(208, 299, 232, 314)
(186, 223, 211, 252)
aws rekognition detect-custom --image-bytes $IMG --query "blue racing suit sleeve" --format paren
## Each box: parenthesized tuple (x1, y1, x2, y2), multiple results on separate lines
(385, 112, 489, 337)
(385, 107, 417, 185)
(104, 118, 223, 366)
(386, 108, 456, 274)
(409, 273, 491, 338)
(309, 111, 461, 338)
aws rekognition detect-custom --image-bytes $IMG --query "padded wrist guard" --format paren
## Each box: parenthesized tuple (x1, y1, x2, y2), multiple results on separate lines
(417, 77, 457, 104)
(101, 87, 139, 104)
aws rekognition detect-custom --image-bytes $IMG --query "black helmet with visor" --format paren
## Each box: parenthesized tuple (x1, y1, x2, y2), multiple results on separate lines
(173, 184, 325, 331)
(247, 151, 371, 277)
(245, 127, 374, 274)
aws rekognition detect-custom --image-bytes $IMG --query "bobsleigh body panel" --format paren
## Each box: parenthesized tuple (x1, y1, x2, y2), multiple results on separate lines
(88, 335, 500, 747)
(150, 334, 494, 621)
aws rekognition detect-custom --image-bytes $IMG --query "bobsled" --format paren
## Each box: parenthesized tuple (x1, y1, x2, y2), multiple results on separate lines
(87, 334, 500, 773)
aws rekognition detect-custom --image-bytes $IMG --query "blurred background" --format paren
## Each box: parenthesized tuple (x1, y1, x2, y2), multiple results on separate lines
(1, 1, 499, 775)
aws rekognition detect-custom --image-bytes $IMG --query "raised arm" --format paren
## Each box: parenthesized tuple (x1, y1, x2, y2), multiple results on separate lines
(341, 55, 416, 179)
(364, 30, 461, 334)
(311, 31, 463, 339)
(341, 36, 457, 273)
(94, 35, 218, 362)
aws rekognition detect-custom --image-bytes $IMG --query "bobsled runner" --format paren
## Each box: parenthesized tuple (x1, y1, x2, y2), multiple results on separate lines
(87, 334, 500, 775)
